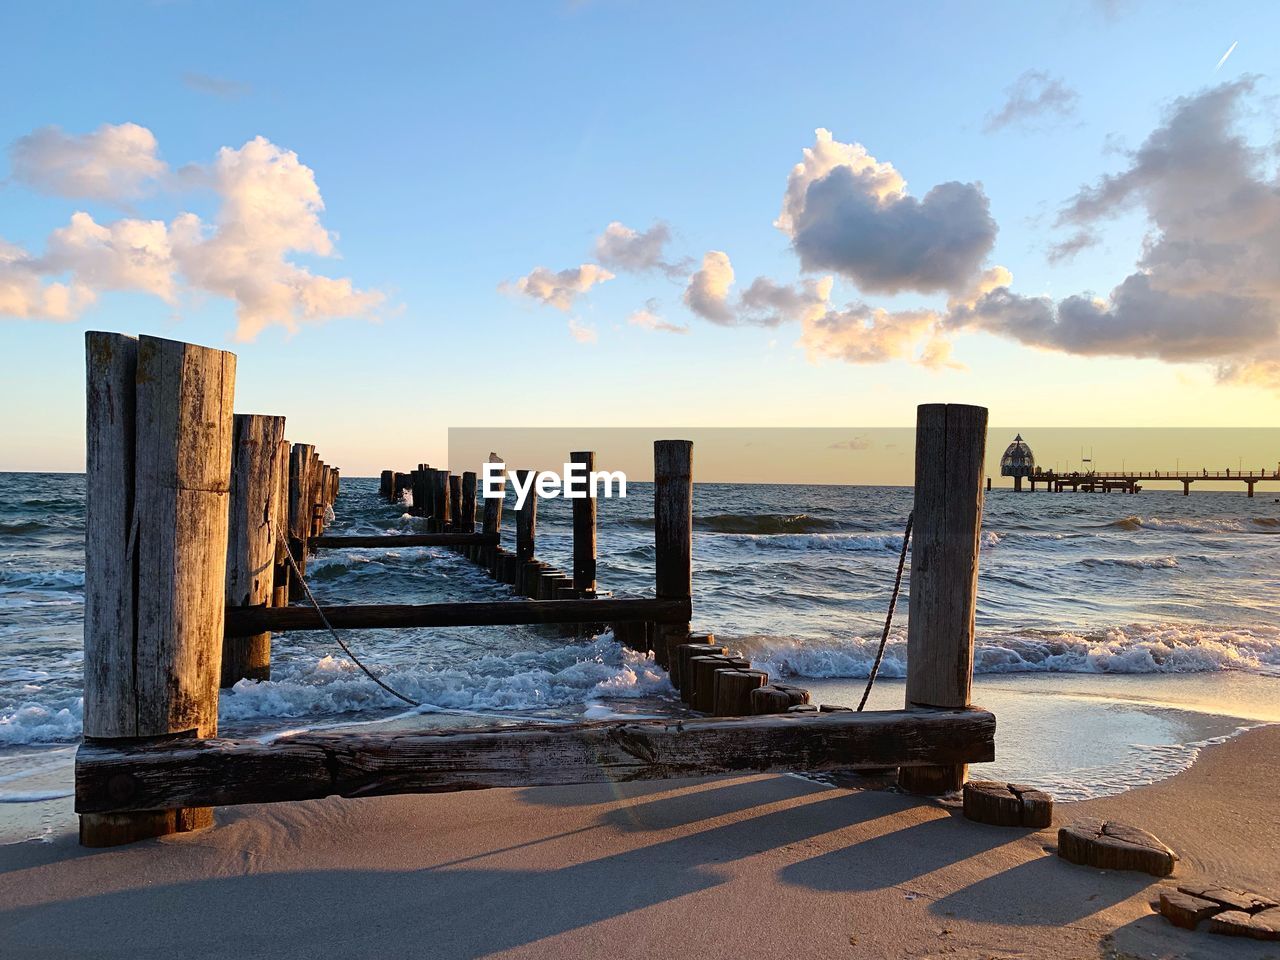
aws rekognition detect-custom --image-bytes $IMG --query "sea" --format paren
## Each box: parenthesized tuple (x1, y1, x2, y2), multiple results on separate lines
(3, 472, 1279, 841)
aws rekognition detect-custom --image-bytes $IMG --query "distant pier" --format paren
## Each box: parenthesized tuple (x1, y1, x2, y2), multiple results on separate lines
(1025, 469, 1280, 497)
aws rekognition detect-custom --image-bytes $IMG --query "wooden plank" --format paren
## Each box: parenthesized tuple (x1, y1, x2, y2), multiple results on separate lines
(225, 596, 692, 634)
(223, 413, 286, 686)
(900, 403, 987, 796)
(75, 707, 996, 814)
(309, 533, 498, 549)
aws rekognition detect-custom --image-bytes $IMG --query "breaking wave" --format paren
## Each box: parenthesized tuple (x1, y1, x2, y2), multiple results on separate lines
(1107, 516, 1280, 535)
(736, 623, 1280, 679)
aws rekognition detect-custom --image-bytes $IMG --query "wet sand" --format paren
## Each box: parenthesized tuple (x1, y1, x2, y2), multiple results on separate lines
(0, 725, 1276, 959)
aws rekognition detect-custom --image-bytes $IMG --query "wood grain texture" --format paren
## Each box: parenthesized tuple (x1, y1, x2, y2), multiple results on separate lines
(133, 335, 236, 741)
(900, 403, 986, 796)
(271, 438, 291, 607)
(460, 471, 477, 533)
(75, 707, 996, 814)
(223, 414, 286, 686)
(83, 332, 139, 740)
(225, 596, 692, 633)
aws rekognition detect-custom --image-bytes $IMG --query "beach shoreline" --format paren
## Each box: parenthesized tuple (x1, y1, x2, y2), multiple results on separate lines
(1, 722, 1276, 958)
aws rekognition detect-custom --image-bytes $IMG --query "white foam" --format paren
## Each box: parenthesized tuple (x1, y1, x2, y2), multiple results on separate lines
(736, 622, 1280, 679)
(218, 637, 673, 721)
(0, 700, 83, 746)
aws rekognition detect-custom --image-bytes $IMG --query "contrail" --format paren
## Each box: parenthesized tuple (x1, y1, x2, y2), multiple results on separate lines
(1214, 41, 1238, 72)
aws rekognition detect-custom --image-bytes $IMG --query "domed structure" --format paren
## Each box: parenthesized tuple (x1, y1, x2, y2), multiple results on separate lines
(1001, 434, 1035, 490)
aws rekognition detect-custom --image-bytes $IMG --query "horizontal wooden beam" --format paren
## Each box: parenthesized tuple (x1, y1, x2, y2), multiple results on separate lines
(225, 596, 692, 635)
(309, 533, 498, 549)
(75, 707, 995, 813)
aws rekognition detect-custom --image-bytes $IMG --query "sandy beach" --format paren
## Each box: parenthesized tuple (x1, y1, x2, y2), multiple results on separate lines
(0, 724, 1274, 959)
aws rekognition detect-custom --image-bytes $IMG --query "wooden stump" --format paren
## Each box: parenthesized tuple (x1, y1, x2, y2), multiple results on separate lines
(750, 683, 810, 714)
(653, 441, 692, 669)
(1057, 817, 1178, 876)
(899, 403, 987, 796)
(690, 655, 749, 713)
(1159, 891, 1222, 930)
(1209, 909, 1280, 940)
(714, 669, 768, 716)
(669, 633, 714, 689)
(223, 414, 286, 687)
(271, 438, 291, 607)
(962, 781, 1053, 828)
(82, 333, 235, 847)
(570, 451, 597, 594)
(676, 643, 726, 701)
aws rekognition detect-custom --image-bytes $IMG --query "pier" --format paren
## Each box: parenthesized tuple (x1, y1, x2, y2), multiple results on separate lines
(77, 331, 996, 847)
(1025, 470, 1280, 497)
(996, 433, 1279, 496)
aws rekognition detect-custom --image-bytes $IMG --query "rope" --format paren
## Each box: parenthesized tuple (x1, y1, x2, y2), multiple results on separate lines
(856, 511, 913, 712)
(278, 528, 419, 706)
(275, 524, 576, 725)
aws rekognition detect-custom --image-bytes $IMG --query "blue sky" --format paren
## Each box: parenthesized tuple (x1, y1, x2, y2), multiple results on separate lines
(3, 1, 1279, 472)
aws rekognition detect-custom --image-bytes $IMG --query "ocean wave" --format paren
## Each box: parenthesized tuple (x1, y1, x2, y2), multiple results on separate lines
(735, 623, 1280, 679)
(696, 513, 846, 534)
(0, 569, 85, 591)
(1107, 515, 1279, 535)
(718, 532, 905, 552)
(219, 637, 671, 720)
(1079, 556, 1179, 570)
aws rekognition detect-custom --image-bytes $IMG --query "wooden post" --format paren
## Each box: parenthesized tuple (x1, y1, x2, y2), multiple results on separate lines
(380, 470, 393, 499)
(482, 479, 503, 569)
(515, 469, 537, 569)
(570, 451, 597, 595)
(287, 443, 315, 601)
(899, 403, 987, 796)
(271, 438, 291, 607)
(461, 471, 477, 534)
(223, 414, 286, 688)
(82, 332, 235, 846)
(654, 441, 693, 668)
(448, 474, 463, 532)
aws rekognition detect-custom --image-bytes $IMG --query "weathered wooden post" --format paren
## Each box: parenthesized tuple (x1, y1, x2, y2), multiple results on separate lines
(82, 332, 235, 847)
(514, 469, 537, 595)
(482, 467, 503, 572)
(380, 470, 393, 499)
(287, 443, 315, 600)
(436, 471, 452, 529)
(899, 403, 988, 796)
(223, 414, 286, 688)
(460, 471, 477, 534)
(272, 437, 291, 607)
(570, 451, 597, 597)
(448, 474, 463, 532)
(654, 441, 693, 668)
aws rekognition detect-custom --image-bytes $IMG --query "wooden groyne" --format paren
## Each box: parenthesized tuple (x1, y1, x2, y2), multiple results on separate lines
(77, 331, 995, 847)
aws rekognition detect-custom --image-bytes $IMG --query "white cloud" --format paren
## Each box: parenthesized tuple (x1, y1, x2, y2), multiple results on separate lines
(776, 129, 997, 295)
(799, 302, 954, 368)
(594, 221, 686, 278)
(627, 300, 688, 334)
(951, 81, 1280, 374)
(567, 316, 598, 343)
(984, 72, 1079, 133)
(682, 251, 735, 324)
(503, 263, 614, 311)
(9, 122, 166, 202)
(1, 126, 384, 339)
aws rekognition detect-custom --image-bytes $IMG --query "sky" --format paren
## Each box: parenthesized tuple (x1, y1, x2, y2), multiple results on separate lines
(3, 0, 1280, 475)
